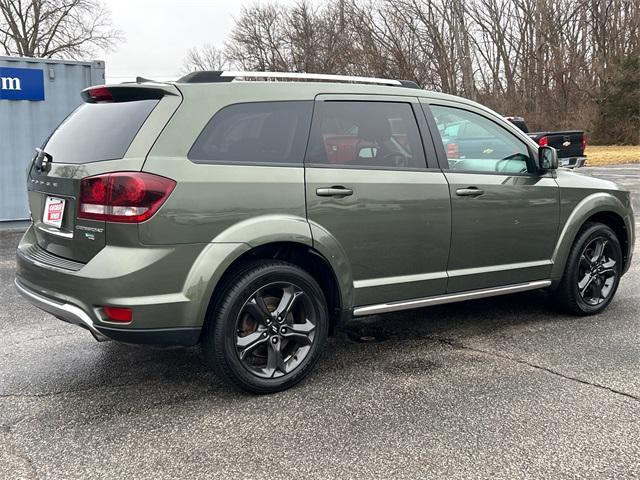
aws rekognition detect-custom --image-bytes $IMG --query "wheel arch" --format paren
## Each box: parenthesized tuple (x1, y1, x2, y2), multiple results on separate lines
(585, 211, 631, 269)
(551, 192, 633, 284)
(182, 215, 354, 340)
(201, 241, 348, 338)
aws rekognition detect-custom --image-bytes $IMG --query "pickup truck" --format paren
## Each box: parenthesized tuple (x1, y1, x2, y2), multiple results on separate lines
(505, 116, 587, 168)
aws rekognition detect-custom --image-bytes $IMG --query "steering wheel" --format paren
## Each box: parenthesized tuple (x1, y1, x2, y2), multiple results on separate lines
(384, 152, 410, 168)
(495, 153, 528, 173)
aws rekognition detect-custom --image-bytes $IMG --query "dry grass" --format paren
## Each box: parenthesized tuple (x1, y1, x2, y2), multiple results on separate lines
(585, 145, 640, 166)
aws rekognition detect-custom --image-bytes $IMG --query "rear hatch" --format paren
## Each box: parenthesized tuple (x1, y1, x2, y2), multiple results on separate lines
(27, 84, 181, 263)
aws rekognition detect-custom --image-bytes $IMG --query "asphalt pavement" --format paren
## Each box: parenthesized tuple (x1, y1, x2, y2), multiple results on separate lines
(1, 165, 639, 479)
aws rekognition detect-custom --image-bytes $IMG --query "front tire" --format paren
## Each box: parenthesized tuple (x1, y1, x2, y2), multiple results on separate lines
(553, 222, 622, 315)
(202, 260, 329, 394)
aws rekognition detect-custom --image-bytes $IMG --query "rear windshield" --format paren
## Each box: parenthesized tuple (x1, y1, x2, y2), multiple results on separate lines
(43, 100, 158, 164)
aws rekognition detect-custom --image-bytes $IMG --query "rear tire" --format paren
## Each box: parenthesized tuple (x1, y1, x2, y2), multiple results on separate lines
(552, 222, 622, 315)
(202, 260, 328, 394)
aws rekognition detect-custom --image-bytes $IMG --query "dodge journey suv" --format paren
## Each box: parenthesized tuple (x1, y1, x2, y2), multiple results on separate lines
(16, 71, 635, 393)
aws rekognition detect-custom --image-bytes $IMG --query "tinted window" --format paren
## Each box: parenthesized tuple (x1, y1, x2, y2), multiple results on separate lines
(189, 101, 313, 165)
(305, 101, 426, 169)
(431, 105, 531, 173)
(43, 100, 158, 164)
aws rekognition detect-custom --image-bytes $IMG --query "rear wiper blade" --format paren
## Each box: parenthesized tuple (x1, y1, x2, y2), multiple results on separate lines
(33, 148, 53, 173)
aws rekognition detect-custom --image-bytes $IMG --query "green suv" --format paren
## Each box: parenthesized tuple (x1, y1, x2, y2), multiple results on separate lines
(15, 71, 635, 393)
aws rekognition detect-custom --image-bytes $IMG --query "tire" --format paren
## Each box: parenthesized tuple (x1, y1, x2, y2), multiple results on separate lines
(552, 222, 623, 315)
(202, 260, 329, 394)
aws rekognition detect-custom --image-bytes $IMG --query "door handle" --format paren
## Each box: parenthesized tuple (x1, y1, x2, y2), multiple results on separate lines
(316, 187, 354, 197)
(456, 187, 484, 197)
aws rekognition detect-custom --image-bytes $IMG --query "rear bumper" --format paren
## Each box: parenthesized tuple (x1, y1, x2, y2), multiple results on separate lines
(14, 225, 219, 345)
(15, 278, 108, 342)
(15, 278, 201, 345)
(559, 156, 587, 168)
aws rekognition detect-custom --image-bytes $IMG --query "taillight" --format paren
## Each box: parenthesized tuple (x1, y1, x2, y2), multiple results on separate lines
(538, 136, 548, 147)
(581, 133, 587, 152)
(86, 86, 114, 103)
(78, 172, 176, 223)
(447, 142, 459, 159)
(103, 306, 132, 322)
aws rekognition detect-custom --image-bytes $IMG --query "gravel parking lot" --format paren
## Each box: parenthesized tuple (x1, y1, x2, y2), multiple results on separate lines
(1, 165, 639, 479)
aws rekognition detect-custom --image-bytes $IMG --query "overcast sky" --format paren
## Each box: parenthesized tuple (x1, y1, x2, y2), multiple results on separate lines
(101, 0, 296, 83)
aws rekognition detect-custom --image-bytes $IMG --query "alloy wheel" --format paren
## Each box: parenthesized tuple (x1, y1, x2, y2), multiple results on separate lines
(235, 282, 317, 379)
(577, 236, 618, 306)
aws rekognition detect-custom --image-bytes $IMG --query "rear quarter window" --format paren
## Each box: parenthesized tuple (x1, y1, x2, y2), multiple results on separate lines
(188, 101, 313, 165)
(43, 100, 159, 164)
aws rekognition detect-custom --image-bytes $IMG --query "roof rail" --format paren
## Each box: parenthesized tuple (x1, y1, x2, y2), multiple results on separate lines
(177, 70, 420, 89)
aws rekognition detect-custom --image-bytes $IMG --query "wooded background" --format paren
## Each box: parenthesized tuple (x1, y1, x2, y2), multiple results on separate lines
(185, 0, 639, 144)
(1, 0, 637, 144)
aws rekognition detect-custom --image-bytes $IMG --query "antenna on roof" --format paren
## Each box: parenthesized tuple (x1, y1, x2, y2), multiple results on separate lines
(133, 76, 159, 84)
(177, 71, 233, 84)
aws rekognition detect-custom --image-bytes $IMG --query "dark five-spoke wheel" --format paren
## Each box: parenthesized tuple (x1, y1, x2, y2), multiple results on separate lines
(202, 261, 328, 394)
(577, 237, 618, 306)
(553, 222, 622, 315)
(236, 283, 316, 378)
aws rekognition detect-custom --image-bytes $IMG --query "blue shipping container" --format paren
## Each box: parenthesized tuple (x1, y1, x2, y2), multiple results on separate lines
(0, 56, 105, 221)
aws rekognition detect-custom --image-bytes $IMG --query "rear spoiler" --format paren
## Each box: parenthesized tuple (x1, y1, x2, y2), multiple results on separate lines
(81, 83, 180, 103)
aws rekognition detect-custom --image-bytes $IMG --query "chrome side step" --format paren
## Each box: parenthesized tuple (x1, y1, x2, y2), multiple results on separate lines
(352, 280, 552, 316)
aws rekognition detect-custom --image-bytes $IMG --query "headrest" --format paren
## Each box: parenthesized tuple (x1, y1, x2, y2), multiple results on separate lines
(357, 115, 391, 142)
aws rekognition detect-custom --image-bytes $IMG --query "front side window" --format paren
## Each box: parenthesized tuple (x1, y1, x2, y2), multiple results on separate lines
(430, 105, 531, 173)
(189, 101, 313, 165)
(305, 101, 426, 169)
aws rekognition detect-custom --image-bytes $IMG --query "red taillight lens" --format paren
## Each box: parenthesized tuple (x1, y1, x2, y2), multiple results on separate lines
(581, 133, 587, 152)
(103, 306, 132, 322)
(79, 172, 176, 223)
(538, 136, 548, 147)
(87, 86, 114, 103)
(446, 142, 459, 159)
(83, 176, 108, 203)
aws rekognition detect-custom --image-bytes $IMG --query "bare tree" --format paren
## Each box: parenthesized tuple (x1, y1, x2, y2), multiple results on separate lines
(183, 44, 228, 73)
(0, 0, 122, 59)
(285, 0, 354, 74)
(225, 3, 290, 71)
(224, 0, 358, 74)
(186, 0, 639, 142)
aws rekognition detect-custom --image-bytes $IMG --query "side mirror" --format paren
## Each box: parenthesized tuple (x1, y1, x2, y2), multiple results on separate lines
(538, 146, 558, 170)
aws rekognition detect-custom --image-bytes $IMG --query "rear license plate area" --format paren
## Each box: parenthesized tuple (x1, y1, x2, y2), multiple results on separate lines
(43, 196, 66, 228)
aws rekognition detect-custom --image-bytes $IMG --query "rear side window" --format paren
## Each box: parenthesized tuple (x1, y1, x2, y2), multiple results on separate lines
(188, 101, 313, 165)
(43, 100, 158, 164)
(305, 101, 426, 169)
